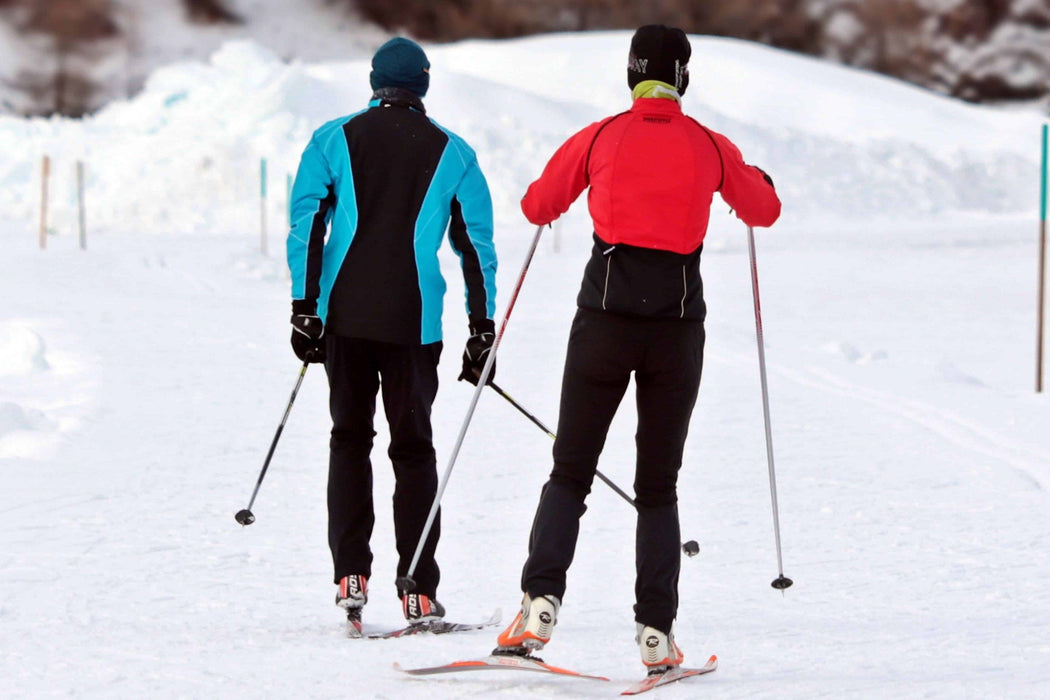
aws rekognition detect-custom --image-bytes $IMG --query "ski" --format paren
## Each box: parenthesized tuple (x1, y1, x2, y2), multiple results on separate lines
(621, 655, 718, 695)
(394, 653, 610, 681)
(363, 609, 501, 640)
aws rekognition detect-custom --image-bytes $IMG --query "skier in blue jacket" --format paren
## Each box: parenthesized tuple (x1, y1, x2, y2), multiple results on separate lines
(286, 37, 497, 636)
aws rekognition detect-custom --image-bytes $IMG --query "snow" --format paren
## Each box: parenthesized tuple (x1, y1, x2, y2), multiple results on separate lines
(2, 31, 1050, 699)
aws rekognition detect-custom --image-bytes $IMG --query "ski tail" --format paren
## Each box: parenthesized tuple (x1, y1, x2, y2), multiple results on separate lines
(394, 654, 609, 681)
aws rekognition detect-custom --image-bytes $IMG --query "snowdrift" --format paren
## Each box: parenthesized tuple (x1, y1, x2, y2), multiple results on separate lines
(0, 33, 1045, 242)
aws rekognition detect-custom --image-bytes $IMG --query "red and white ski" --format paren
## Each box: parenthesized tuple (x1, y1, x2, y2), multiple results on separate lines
(621, 655, 718, 695)
(394, 653, 610, 681)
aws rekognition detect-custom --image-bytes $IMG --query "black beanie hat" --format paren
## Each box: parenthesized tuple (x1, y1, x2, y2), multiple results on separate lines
(627, 25, 691, 95)
(370, 37, 431, 97)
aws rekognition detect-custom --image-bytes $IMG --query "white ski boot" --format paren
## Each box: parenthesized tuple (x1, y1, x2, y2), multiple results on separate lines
(637, 624, 684, 674)
(495, 594, 560, 654)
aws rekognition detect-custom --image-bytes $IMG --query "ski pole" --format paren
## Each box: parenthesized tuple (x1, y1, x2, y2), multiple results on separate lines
(488, 381, 634, 506)
(235, 362, 309, 526)
(487, 380, 700, 558)
(397, 225, 545, 592)
(746, 225, 793, 591)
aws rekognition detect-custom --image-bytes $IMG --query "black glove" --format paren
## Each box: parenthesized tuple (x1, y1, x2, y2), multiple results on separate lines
(751, 165, 775, 188)
(290, 299, 326, 364)
(458, 319, 495, 385)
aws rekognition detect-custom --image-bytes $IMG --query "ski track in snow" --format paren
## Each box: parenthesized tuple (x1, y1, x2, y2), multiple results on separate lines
(3, 216, 1050, 699)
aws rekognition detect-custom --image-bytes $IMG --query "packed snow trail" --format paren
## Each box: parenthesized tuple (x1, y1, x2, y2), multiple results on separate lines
(4, 213, 1050, 699)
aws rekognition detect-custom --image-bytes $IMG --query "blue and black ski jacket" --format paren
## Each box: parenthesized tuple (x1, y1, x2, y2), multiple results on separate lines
(287, 88, 497, 345)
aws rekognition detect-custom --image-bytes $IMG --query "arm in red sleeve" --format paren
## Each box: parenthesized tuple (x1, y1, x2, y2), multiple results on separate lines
(521, 120, 607, 226)
(713, 132, 781, 228)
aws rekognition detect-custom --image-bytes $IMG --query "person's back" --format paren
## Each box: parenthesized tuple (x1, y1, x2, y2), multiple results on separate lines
(500, 24, 781, 675)
(290, 85, 494, 346)
(284, 37, 498, 637)
(522, 54, 779, 321)
(298, 91, 492, 345)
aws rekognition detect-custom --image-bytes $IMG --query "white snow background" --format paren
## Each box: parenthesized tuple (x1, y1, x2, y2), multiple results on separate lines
(2, 31, 1050, 698)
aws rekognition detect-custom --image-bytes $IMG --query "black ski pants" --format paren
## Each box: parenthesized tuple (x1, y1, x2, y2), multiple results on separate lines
(324, 334, 442, 598)
(522, 308, 704, 634)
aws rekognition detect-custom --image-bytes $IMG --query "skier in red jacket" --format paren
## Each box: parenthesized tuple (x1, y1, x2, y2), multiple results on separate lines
(496, 25, 781, 673)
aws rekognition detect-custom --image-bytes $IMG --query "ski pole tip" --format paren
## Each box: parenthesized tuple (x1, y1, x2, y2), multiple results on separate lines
(235, 509, 256, 526)
(771, 575, 793, 591)
(681, 540, 700, 557)
(395, 575, 417, 593)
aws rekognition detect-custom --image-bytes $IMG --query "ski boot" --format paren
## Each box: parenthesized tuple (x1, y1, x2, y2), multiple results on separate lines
(336, 574, 368, 637)
(637, 624, 684, 675)
(493, 594, 560, 658)
(402, 593, 446, 626)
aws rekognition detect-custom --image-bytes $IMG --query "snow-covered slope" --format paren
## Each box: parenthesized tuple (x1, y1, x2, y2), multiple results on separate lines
(0, 32, 1046, 243)
(2, 32, 1050, 700)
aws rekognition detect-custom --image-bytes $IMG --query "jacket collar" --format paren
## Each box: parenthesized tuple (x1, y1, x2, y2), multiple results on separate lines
(631, 80, 681, 103)
(630, 96, 683, 114)
(369, 87, 426, 114)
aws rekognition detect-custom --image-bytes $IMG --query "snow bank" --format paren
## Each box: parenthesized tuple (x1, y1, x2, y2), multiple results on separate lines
(0, 32, 1045, 237)
(0, 322, 50, 377)
(0, 401, 53, 437)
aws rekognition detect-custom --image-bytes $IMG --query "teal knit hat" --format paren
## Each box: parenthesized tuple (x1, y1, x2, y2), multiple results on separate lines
(370, 38, 430, 97)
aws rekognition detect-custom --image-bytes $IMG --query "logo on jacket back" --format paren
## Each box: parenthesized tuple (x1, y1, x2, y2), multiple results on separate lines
(628, 54, 648, 73)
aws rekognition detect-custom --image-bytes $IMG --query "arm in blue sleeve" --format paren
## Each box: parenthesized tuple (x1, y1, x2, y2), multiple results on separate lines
(287, 137, 336, 306)
(447, 156, 497, 325)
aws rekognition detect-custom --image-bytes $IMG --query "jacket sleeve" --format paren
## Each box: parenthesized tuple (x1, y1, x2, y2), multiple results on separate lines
(287, 134, 336, 307)
(520, 120, 607, 226)
(712, 132, 781, 228)
(448, 155, 497, 325)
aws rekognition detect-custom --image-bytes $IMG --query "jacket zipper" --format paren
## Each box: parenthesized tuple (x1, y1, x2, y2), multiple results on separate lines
(602, 245, 615, 311)
(680, 265, 687, 318)
(602, 256, 612, 310)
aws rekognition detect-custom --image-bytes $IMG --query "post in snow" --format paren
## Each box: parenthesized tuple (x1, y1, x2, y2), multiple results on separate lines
(39, 155, 50, 250)
(286, 173, 293, 229)
(1038, 123, 1048, 393)
(77, 161, 87, 251)
(260, 157, 269, 257)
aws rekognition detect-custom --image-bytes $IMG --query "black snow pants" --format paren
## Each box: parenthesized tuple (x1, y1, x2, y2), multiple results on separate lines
(521, 308, 704, 634)
(324, 334, 443, 598)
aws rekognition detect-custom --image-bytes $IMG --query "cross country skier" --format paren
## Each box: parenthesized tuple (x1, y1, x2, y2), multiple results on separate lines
(495, 25, 780, 672)
(286, 37, 498, 636)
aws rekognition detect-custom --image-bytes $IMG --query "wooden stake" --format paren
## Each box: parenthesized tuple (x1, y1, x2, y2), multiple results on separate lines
(39, 155, 50, 249)
(1038, 124, 1048, 392)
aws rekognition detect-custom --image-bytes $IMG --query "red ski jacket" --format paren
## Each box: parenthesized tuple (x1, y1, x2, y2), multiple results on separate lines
(521, 97, 780, 320)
